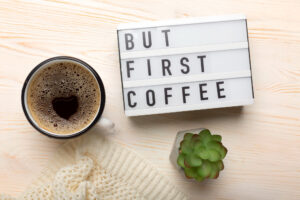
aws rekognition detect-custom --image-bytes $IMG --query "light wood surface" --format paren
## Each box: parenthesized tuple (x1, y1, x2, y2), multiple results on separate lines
(0, 0, 299, 199)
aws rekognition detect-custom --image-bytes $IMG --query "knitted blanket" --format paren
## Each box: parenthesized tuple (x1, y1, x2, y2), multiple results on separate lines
(0, 129, 188, 200)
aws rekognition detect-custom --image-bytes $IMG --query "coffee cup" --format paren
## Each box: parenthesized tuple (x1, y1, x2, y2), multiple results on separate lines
(21, 56, 110, 138)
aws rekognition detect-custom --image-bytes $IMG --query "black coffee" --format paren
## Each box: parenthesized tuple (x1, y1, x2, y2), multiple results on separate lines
(52, 95, 78, 120)
(27, 61, 101, 134)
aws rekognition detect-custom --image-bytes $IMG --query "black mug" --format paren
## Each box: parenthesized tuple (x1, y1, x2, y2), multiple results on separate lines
(21, 56, 108, 139)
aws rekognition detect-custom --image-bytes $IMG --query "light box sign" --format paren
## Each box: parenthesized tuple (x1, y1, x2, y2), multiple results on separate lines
(117, 14, 254, 116)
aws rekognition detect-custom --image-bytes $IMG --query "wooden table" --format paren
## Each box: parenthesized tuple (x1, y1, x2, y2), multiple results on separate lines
(0, 0, 299, 199)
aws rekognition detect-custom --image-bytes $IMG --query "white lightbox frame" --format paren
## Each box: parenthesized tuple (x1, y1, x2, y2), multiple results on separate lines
(117, 14, 254, 116)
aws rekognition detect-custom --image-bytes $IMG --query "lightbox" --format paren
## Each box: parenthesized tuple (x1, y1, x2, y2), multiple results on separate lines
(117, 14, 254, 116)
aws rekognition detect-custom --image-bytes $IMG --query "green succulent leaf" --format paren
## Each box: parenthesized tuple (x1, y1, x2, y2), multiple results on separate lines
(212, 135, 222, 142)
(184, 167, 197, 178)
(216, 161, 224, 171)
(190, 135, 200, 147)
(207, 141, 223, 152)
(177, 153, 185, 168)
(181, 140, 193, 155)
(185, 153, 202, 167)
(191, 134, 200, 141)
(194, 141, 203, 150)
(184, 159, 191, 168)
(209, 163, 219, 179)
(199, 129, 211, 138)
(183, 133, 194, 141)
(208, 150, 221, 162)
(197, 148, 210, 160)
(219, 146, 228, 159)
(195, 175, 205, 182)
(197, 161, 211, 178)
(199, 130, 213, 144)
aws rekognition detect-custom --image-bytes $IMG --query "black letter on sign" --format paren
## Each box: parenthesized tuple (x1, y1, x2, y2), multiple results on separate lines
(182, 86, 190, 104)
(126, 61, 134, 78)
(142, 31, 152, 48)
(197, 55, 206, 72)
(147, 59, 152, 76)
(216, 81, 226, 99)
(125, 33, 134, 50)
(127, 91, 137, 108)
(199, 83, 208, 100)
(161, 29, 170, 47)
(164, 87, 172, 105)
(146, 90, 156, 106)
(180, 57, 190, 74)
(162, 59, 172, 76)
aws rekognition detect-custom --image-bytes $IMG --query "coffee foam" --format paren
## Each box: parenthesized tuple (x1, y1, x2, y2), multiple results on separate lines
(27, 61, 101, 135)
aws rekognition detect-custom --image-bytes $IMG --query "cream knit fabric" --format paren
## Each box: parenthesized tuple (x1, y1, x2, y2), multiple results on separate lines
(0, 129, 188, 200)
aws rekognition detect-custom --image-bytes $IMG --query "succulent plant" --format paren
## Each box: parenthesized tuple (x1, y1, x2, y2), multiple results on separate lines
(177, 129, 227, 182)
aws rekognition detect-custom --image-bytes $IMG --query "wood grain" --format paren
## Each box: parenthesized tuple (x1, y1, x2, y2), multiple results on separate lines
(0, 0, 299, 199)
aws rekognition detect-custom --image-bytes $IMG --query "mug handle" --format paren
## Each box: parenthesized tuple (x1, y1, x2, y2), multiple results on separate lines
(98, 117, 115, 130)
